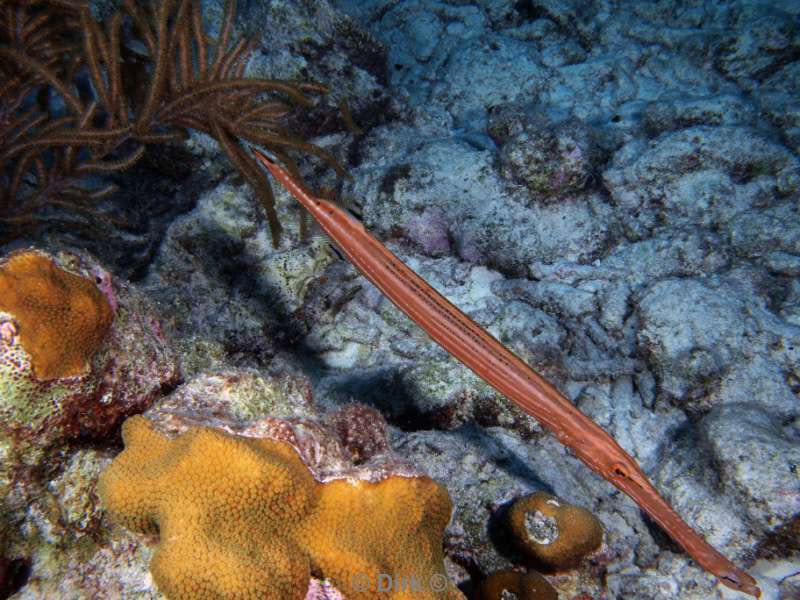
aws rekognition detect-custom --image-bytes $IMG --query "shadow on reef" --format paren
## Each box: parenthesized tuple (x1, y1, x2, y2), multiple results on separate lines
(164, 220, 337, 374)
(0, 554, 29, 600)
(26, 143, 208, 282)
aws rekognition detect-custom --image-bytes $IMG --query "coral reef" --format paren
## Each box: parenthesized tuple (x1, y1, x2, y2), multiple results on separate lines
(325, 402, 389, 463)
(141, 373, 419, 483)
(0, 551, 28, 599)
(4, 0, 800, 597)
(0, 246, 179, 464)
(0, 248, 180, 599)
(494, 115, 598, 202)
(0, 250, 113, 381)
(476, 569, 557, 600)
(507, 492, 603, 570)
(99, 415, 463, 599)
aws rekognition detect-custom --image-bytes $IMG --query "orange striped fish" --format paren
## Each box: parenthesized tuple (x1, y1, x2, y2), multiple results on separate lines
(253, 148, 760, 598)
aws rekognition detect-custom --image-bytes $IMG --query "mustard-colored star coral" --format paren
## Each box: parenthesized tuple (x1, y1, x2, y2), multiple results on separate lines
(98, 415, 463, 600)
(0, 250, 113, 381)
(507, 492, 603, 570)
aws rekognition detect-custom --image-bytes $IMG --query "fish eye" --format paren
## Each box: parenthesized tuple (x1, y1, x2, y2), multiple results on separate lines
(611, 463, 629, 479)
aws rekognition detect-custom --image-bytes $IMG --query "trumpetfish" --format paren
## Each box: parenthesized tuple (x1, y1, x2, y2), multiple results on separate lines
(252, 148, 761, 598)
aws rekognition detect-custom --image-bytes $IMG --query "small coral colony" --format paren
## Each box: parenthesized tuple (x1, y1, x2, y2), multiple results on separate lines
(0, 1, 761, 599)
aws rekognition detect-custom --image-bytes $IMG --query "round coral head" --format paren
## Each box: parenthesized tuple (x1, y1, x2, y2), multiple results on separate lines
(507, 491, 603, 570)
(0, 250, 113, 380)
(476, 569, 557, 600)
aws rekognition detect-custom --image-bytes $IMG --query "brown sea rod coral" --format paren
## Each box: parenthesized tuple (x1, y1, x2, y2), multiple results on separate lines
(0, 0, 345, 246)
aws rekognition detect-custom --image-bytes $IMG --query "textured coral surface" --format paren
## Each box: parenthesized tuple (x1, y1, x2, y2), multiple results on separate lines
(99, 415, 463, 600)
(476, 568, 558, 600)
(4, 0, 800, 597)
(0, 250, 112, 381)
(507, 492, 604, 570)
(0, 248, 180, 454)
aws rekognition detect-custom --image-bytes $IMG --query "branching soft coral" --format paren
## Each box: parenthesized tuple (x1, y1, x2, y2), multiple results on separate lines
(0, 0, 345, 245)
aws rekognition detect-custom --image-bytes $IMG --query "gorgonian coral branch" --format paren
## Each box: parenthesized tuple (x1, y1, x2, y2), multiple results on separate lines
(0, 0, 346, 246)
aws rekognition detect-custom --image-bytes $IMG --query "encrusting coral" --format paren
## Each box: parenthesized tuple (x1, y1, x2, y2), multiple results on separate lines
(507, 492, 603, 570)
(0, 249, 113, 380)
(99, 415, 464, 600)
(0, 246, 179, 463)
(324, 402, 389, 463)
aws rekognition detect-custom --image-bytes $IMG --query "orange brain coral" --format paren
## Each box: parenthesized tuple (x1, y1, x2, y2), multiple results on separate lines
(0, 250, 113, 380)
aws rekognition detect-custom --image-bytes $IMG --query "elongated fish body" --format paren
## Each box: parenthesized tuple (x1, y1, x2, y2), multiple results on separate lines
(252, 149, 760, 598)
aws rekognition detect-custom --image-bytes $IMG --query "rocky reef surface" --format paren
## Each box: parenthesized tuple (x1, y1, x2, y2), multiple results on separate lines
(1, 0, 799, 599)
